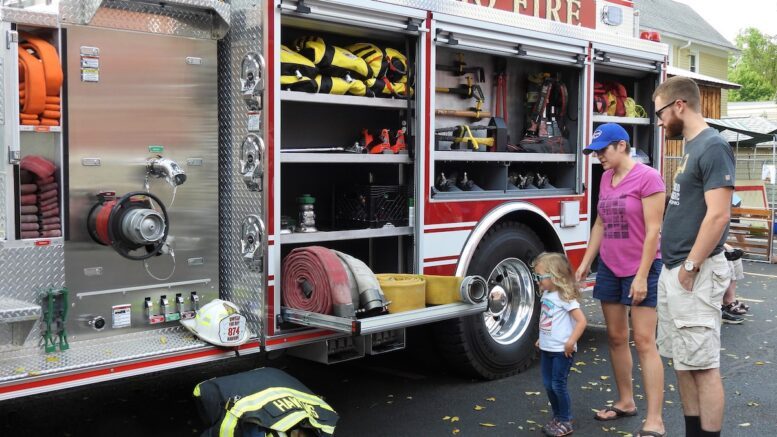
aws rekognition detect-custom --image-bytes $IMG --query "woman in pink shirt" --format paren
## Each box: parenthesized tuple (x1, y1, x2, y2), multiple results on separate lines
(575, 124, 666, 437)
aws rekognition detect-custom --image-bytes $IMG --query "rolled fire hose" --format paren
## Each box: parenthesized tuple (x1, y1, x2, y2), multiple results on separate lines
(423, 275, 464, 305)
(334, 251, 385, 315)
(18, 48, 46, 115)
(282, 246, 352, 316)
(375, 274, 426, 314)
(20, 33, 64, 96)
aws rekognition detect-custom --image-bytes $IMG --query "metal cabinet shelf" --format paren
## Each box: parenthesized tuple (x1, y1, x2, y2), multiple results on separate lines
(281, 153, 412, 164)
(280, 90, 412, 109)
(435, 151, 576, 162)
(280, 226, 414, 245)
(591, 115, 651, 125)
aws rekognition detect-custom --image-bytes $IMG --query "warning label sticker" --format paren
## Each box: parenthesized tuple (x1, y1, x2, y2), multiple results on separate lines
(112, 304, 132, 329)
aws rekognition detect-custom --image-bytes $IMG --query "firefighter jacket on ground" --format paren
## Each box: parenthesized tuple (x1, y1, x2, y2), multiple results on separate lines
(194, 367, 338, 437)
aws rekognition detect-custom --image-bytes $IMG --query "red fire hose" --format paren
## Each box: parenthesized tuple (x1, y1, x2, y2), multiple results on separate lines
(282, 246, 352, 314)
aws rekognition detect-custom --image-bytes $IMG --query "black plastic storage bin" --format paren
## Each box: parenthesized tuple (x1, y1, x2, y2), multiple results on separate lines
(335, 185, 408, 229)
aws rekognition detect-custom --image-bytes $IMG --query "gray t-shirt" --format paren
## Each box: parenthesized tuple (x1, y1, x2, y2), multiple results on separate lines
(663, 127, 735, 267)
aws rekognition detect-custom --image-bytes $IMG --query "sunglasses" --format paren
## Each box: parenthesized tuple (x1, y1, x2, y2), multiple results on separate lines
(655, 99, 687, 119)
(532, 273, 553, 282)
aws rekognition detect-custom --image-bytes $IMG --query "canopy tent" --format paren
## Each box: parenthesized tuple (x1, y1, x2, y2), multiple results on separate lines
(705, 116, 777, 146)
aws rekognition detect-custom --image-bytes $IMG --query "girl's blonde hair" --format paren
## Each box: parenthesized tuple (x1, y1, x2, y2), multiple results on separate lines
(531, 252, 581, 302)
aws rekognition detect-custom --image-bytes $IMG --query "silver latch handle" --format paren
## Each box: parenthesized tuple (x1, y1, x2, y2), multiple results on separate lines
(240, 215, 265, 272)
(240, 134, 264, 192)
(240, 52, 265, 111)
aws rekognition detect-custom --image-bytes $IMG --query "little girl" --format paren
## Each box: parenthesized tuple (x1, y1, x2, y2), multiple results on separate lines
(532, 252, 587, 436)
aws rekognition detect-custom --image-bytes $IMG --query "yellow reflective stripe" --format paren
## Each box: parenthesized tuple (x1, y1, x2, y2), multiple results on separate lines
(274, 410, 308, 432)
(193, 383, 201, 397)
(218, 387, 335, 436)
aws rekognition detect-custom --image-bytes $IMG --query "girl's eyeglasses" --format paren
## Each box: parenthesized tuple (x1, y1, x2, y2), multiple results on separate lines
(532, 273, 553, 282)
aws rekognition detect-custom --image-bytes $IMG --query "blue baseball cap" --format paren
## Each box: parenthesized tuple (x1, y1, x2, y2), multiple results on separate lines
(583, 123, 630, 155)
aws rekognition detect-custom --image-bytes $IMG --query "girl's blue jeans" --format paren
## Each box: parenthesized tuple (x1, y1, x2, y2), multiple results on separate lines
(541, 350, 575, 422)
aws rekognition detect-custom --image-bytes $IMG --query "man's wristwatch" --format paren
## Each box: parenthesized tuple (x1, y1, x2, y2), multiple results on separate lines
(683, 259, 700, 273)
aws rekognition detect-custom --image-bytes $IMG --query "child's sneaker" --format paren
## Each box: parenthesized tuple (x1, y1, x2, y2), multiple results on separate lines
(545, 419, 574, 436)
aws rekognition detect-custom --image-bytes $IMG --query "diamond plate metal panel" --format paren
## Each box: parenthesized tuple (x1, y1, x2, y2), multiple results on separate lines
(0, 244, 64, 352)
(57, 0, 229, 39)
(218, 0, 265, 339)
(60, 0, 103, 25)
(379, 0, 667, 56)
(0, 326, 207, 384)
(0, 6, 58, 27)
(0, 172, 5, 240)
(86, 2, 214, 39)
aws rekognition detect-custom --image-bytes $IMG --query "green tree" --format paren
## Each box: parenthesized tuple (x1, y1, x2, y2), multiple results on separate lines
(728, 27, 777, 102)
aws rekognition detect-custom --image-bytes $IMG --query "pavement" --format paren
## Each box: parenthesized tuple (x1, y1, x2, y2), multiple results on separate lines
(1, 261, 776, 436)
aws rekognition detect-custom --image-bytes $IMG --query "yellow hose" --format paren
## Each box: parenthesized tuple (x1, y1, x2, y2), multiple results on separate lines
(375, 274, 426, 313)
(422, 275, 464, 304)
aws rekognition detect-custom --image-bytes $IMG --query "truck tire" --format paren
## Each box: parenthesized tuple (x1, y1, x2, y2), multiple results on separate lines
(434, 222, 543, 379)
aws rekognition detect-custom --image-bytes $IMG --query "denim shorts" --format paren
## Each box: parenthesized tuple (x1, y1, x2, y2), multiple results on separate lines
(593, 259, 662, 307)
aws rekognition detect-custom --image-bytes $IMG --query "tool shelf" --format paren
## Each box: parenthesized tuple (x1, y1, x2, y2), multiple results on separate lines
(280, 226, 414, 244)
(19, 126, 62, 133)
(434, 151, 575, 163)
(280, 90, 412, 110)
(590, 115, 651, 125)
(281, 153, 412, 164)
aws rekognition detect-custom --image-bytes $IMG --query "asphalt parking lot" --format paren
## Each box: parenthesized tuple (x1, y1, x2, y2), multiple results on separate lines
(1, 260, 775, 436)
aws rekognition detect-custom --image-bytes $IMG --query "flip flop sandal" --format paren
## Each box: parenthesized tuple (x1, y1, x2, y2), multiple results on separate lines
(635, 429, 666, 437)
(723, 302, 747, 316)
(594, 405, 638, 421)
(734, 299, 750, 311)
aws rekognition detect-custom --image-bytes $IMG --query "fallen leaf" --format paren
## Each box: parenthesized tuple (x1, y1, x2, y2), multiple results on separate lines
(406, 396, 412, 400)
(747, 401, 760, 407)
(665, 400, 673, 404)
(600, 375, 610, 380)
(486, 397, 496, 402)
(540, 409, 549, 413)
(526, 420, 537, 424)
(592, 408, 601, 413)
(451, 416, 459, 423)
(739, 423, 751, 427)
(755, 361, 766, 365)
(442, 416, 451, 421)
(575, 361, 587, 366)
(479, 423, 496, 427)
(525, 391, 541, 396)
(452, 429, 460, 435)
(570, 367, 583, 373)
(474, 405, 485, 411)
(518, 425, 524, 430)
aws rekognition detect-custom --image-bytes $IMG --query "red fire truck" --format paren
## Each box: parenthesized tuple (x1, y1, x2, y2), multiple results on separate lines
(0, 0, 666, 400)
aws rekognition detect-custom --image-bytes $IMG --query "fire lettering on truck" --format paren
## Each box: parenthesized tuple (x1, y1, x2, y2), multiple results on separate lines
(458, 0, 592, 28)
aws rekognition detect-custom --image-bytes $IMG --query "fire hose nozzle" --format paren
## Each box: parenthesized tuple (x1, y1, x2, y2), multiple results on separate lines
(148, 157, 187, 187)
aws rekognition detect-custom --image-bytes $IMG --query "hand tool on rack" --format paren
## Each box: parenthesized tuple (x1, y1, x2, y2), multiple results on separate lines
(434, 117, 507, 152)
(436, 53, 485, 82)
(435, 75, 489, 120)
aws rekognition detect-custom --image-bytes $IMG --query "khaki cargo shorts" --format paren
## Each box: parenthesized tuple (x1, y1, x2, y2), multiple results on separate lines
(656, 252, 730, 371)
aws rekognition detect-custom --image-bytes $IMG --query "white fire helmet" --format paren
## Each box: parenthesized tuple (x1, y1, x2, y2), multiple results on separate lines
(181, 299, 251, 347)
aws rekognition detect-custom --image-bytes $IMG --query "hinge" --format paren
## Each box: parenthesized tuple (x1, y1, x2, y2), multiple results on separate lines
(8, 148, 20, 165)
(576, 53, 586, 64)
(6, 30, 18, 49)
(295, 0, 310, 14)
(516, 44, 527, 56)
(406, 18, 418, 32)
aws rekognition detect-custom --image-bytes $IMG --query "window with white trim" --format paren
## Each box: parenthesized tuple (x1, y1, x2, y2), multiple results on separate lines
(689, 50, 699, 72)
